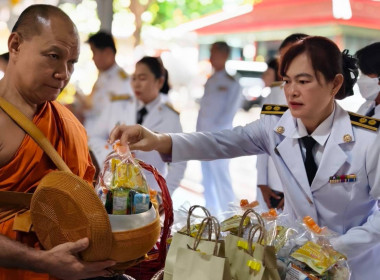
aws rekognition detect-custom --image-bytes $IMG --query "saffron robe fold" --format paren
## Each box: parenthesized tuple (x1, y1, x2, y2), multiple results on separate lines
(0, 101, 95, 280)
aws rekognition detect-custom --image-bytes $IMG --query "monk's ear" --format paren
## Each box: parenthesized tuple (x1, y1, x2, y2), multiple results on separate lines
(8, 32, 23, 60)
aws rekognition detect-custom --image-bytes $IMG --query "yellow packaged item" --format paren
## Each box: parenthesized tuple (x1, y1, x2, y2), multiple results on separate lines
(220, 215, 250, 233)
(290, 241, 341, 275)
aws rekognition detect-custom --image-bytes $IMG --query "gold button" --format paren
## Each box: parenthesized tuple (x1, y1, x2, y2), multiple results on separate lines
(359, 117, 367, 123)
(368, 119, 377, 126)
(274, 106, 281, 111)
(276, 126, 285, 134)
(343, 134, 352, 143)
(265, 105, 273, 111)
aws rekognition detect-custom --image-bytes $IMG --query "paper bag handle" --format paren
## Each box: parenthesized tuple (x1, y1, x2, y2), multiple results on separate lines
(192, 216, 220, 256)
(187, 205, 212, 239)
(238, 208, 265, 237)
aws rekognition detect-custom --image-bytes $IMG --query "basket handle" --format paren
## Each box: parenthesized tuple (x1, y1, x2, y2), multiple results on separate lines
(137, 160, 173, 263)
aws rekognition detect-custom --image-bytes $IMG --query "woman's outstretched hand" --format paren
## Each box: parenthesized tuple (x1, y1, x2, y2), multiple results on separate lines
(109, 124, 172, 155)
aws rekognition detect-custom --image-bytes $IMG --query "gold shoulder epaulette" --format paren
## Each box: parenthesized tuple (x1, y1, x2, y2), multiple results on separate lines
(110, 94, 131, 102)
(270, 81, 284, 88)
(261, 104, 288, 115)
(118, 69, 128, 80)
(348, 112, 379, 131)
(164, 102, 180, 115)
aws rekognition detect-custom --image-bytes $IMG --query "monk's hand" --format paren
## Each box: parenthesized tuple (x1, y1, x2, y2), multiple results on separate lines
(109, 124, 172, 154)
(40, 238, 115, 280)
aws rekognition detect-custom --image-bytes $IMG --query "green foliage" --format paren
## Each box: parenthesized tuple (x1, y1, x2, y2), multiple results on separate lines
(148, 0, 224, 29)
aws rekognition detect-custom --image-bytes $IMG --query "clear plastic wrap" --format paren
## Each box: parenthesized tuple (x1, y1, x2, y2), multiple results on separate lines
(95, 142, 150, 215)
(283, 216, 351, 280)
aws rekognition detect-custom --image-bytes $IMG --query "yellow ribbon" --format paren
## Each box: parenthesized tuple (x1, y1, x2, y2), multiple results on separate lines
(237, 240, 255, 250)
(247, 260, 261, 271)
(195, 249, 207, 255)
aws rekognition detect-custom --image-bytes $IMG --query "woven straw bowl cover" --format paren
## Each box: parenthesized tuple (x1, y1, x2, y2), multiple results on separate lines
(30, 171, 113, 261)
(31, 170, 161, 263)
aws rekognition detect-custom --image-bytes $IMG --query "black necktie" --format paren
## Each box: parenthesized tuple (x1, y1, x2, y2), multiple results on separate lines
(137, 107, 147, 125)
(301, 136, 317, 186)
(366, 107, 375, 117)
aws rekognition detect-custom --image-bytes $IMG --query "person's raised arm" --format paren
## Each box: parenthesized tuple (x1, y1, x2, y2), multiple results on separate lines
(109, 124, 173, 155)
(0, 235, 115, 280)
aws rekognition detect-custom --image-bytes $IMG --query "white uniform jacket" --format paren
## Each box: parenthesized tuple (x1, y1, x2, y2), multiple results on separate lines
(135, 96, 186, 194)
(196, 69, 242, 132)
(84, 63, 133, 136)
(91, 94, 186, 194)
(169, 102, 380, 279)
(89, 94, 136, 166)
(257, 83, 286, 194)
(357, 100, 380, 118)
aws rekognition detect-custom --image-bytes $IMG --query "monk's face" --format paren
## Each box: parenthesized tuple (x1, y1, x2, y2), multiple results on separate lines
(11, 15, 79, 104)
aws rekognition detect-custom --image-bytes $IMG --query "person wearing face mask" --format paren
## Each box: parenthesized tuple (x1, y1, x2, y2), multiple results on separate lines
(355, 42, 380, 118)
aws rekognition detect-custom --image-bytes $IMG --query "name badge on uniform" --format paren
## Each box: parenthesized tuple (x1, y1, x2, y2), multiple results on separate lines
(218, 86, 228, 91)
(329, 174, 356, 184)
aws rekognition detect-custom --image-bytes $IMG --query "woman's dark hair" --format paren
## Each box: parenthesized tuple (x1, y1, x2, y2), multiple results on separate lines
(137, 56, 170, 94)
(0, 52, 9, 62)
(267, 57, 281, 81)
(279, 33, 308, 51)
(280, 36, 358, 99)
(355, 42, 380, 76)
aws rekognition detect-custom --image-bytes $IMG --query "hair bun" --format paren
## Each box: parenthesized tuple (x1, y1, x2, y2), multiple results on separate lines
(341, 49, 358, 97)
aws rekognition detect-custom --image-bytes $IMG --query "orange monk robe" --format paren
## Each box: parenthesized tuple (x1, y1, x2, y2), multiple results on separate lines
(0, 101, 95, 280)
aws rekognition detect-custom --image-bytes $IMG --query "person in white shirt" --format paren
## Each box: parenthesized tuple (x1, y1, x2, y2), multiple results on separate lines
(109, 37, 380, 279)
(80, 31, 134, 140)
(91, 56, 185, 195)
(79, 31, 135, 174)
(256, 33, 308, 210)
(196, 41, 242, 215)
(131, 57, 186, 194)
(355, 42, 380, 118)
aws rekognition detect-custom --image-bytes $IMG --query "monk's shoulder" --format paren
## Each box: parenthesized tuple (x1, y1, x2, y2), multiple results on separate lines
(0, 109, 26, 168)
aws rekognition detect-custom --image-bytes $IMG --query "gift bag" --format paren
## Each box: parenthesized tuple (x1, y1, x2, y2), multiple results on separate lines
(234, 224, 280, 280)
(172, 216, 231, 280)
(225, 209, 264, 279)
(163, 205, 224, 280)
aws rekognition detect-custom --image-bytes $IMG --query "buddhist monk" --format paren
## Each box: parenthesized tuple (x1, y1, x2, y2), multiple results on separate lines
(0, 4, 115, 280)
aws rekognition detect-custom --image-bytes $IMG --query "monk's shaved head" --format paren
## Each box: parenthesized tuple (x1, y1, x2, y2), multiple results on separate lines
(12, 4, 77, 41)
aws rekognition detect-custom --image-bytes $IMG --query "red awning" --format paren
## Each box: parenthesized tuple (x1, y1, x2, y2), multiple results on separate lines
(195, 0, 380, 35)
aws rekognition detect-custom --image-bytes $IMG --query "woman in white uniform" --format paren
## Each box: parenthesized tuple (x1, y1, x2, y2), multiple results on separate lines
(92, 56, 186, 194)
(355, 42, 380, 118)
(130, 57, 186, 194)
(109, 37, 380, 279)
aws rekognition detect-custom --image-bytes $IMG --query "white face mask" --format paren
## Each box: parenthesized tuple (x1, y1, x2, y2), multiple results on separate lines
(357, 74, 380, 101)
